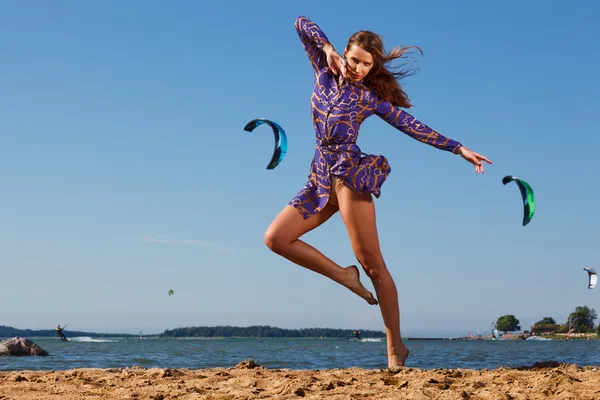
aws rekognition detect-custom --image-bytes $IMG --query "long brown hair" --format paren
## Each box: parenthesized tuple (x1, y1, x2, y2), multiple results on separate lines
(346, 31, 422, 108)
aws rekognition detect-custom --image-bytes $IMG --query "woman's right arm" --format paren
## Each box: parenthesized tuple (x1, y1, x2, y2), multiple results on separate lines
(295, 16, 333, 74)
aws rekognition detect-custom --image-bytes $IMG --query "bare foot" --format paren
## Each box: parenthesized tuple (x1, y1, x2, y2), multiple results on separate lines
(388, 345, 410, 369)
(343, 265, 378, 305)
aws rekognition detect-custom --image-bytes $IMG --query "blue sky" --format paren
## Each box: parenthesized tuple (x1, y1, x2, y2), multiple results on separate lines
(1, 0, 599, 337)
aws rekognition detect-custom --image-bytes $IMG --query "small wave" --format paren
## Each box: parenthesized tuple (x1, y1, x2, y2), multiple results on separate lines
(70, 336, 118, 343)
(360, 338, 383, 342)
(526, 336, 552, 341)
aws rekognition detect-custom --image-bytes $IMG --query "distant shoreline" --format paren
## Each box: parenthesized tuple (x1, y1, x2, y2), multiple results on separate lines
(4, 324, 598, 341)
(1, 325, 386, 340)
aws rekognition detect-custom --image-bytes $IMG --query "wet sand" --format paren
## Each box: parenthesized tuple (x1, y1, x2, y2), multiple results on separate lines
(1, 359, 599, 399)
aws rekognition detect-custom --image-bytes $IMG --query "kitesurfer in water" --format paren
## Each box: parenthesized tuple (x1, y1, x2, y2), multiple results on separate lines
(56, 324, 68, 341)
(353, 330, 361, 340)
(264, 16, 492, 369)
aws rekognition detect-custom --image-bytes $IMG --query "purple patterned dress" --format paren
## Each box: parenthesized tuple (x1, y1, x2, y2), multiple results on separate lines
(289, 16, 464, 220)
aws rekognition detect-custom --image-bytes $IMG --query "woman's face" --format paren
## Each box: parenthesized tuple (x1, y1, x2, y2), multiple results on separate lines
(344, 44, 374, 81)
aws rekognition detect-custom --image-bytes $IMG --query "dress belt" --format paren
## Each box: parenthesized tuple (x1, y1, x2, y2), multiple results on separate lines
(316, 139, 369, 157)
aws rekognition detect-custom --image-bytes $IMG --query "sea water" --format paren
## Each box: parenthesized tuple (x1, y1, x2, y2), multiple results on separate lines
(2, 336, 600, 372)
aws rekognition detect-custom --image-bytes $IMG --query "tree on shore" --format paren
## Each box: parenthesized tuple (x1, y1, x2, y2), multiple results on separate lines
(531, 316, 558, 334)
(528, 307, 599, 335)
(568, 306, 597, 333)
(537, 317, 556, 325)
(496, 315, 521, 332)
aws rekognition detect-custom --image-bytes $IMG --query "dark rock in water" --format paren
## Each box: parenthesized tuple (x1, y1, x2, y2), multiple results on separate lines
(0, 337, 49, 356)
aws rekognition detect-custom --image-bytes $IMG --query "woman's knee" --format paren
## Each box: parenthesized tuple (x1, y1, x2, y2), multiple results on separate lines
(355, 249, 386, 279)
(264, 226, 291, 254)
(264, 204, 336, 254)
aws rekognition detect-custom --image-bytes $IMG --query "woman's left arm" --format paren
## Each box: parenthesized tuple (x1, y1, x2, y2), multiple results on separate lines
(373, 99, 492, 173)
(374, 98, 463, 153)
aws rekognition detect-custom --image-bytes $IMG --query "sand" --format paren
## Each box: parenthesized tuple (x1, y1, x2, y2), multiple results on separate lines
(1, 359, 599, 399)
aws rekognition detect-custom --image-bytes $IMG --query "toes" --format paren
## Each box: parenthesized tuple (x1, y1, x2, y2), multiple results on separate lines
(370, 292, 378, 305)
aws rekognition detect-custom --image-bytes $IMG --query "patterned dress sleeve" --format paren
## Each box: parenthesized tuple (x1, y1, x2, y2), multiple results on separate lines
(295, 16, 331, 74)
(373, 98, 463, 153)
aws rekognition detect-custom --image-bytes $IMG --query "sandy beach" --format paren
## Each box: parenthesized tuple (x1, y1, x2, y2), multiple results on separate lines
(1, 359, 599, 399)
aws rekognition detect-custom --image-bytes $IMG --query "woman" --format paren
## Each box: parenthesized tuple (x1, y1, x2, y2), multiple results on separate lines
(264, 16, 492, 368)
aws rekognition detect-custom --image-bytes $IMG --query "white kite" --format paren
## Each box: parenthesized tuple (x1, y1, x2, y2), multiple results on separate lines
(583, 267, 597, 289)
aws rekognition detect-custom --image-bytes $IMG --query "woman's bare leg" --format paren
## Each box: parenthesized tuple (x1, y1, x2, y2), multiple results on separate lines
(264, 204, 377, 305)
(336, 183, 409, 368)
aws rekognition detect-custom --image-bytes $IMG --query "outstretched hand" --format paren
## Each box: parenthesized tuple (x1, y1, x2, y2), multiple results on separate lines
(457, 146, 492, 174)
(323, 43, 347, 79)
